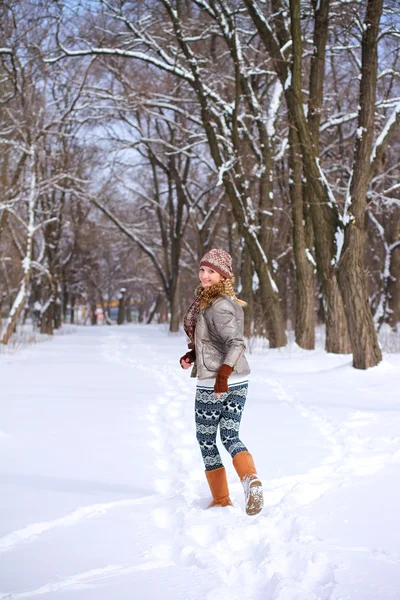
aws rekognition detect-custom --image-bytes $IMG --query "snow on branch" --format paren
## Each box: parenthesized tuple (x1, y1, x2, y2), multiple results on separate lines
(377, 97, 400, 109)
(315, 157, 337, 208)
(47, 43, 196, 85)
(370, 100, 400, 169)
(274, 137, 288, 161)
(0, 197, 21, 211)
(378, 69, 400, 80)
(266, 80, 283, 137)
(320, 111, 358, 132)
(217, 158, 235, 186)
(368, 211, 400, 326)
(382, 182, 400, 195)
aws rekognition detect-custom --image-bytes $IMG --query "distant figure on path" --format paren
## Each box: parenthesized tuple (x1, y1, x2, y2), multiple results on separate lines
(180, 249, 263, 516)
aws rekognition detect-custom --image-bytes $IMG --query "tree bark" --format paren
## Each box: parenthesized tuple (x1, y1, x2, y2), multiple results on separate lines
(1, 152, 37, 345)
(126, 297, 132, 323)
(90, 301, 98, 325)
(289, 127, 315, 349)
(337, 0, 383, 368)
(117, 288, 126, 325)
(40, 302, 54, 335)
(388, 241, 400, 330)
(147, 294, 162, 324)
(70, 295, 76, 324)
(169, 273, 180, 333)
(100, 295, 112, 325)
(241, 245, 254, 338)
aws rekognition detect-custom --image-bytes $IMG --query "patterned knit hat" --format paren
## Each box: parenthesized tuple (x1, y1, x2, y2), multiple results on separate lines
(199, 248, 233, 279)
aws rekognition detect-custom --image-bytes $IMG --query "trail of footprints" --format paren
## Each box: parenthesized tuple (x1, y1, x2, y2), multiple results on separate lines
(7, 332, 396, 599)
(264, 377, 400, 508)
(104, 333, 337, 600)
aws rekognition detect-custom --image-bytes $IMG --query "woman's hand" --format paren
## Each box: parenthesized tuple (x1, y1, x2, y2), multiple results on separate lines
(214, 364, 234, 394)
(179, 350, 195, 369)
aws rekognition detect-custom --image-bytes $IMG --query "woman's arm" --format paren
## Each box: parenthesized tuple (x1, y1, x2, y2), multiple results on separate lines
(211, 300, 246, 368)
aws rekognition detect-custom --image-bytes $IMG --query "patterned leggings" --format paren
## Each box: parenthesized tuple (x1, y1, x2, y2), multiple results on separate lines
(195, 382, 249, 471)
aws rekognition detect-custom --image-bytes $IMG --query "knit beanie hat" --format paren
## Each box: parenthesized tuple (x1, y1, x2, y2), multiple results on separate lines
(199, 248, 233, 279)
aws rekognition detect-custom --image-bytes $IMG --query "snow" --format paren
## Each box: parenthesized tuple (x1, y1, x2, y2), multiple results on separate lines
(217, 158, 235, 186)
(356, 126, 366, 138)
(315, 157, 337, 208)
(1, 325, 400, 600)
(268, 271, 279, 294)
(274, 137, 288, 161)
(335, 226, 345, 263)
(305, 248, 316, 267)
(370, 101, 400, 164)
(320, 111, 358, 133)
(6, 282, 26, 321)
(280, 40, 292, 54)
(284, 71, 292, 91)
(266, 81, 283, 138)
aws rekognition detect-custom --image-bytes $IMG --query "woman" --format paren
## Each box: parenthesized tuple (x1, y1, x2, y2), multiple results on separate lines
(180, 248, 263, 516)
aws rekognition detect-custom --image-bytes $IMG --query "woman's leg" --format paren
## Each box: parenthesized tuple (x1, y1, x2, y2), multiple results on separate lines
(195, 385, 232, 506)
(195, 386, 224, 471)
(219, 382, 249, 458)
(220, 383, 264, 515)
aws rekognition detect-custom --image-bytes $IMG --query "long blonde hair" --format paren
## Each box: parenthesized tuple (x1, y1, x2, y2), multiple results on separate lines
(223, 277, 247, 307)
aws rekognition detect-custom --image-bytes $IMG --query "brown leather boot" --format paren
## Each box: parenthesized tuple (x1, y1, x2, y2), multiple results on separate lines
(205, 467, 233, 507)
(232, 451, 264, 516)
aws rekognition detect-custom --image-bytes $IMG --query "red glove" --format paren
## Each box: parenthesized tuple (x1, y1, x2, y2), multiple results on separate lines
(179, 350, 196, 368)
(214, 364, 234, 393)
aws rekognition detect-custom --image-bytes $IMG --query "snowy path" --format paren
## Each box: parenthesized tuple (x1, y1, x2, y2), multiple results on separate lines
(1, 325, 400, 600)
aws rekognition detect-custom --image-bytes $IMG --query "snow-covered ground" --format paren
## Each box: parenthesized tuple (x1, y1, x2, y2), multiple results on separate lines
(1, 325, 400, 600)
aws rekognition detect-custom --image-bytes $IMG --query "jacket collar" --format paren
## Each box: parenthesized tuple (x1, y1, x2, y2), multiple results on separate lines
(196, 282, 227, 310)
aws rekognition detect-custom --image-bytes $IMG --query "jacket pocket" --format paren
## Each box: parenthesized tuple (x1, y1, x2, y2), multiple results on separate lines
(201, 341, 224, 372)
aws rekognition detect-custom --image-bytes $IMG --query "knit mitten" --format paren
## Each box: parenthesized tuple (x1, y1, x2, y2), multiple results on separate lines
(214, 364, 234, 393)
(179, 350, 196, 368)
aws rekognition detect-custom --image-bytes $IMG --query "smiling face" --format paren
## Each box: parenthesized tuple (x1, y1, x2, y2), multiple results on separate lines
(199, 266, 223, 287)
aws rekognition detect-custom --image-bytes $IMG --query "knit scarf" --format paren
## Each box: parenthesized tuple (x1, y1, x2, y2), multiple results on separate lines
(183, 282, 234, 346)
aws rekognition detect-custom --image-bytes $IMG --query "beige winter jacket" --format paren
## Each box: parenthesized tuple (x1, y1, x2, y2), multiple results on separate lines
(192, 295, 250, 380)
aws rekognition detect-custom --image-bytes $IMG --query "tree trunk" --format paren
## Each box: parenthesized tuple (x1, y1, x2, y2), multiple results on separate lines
(41, 302, 54, 335)
(126, 297, 132, 323)
(289, 127, 315, 349)
(241, 245, 254, 338)
(90, 301, 98, 325)
(338, 245, 382, 367)
(256, 261, 287, 347)
(70, 295, 76, 324)
(63, 284, 68, 323)
(53, 287, 62, 330)
(169, 275, 180, 333)
(99, 295, 112, 325)
(1, 151, 36, 345)
(147, 294, 162, 324)
(117, 288, 126, 325)
(1, 281, 27, 344)
(337, 0, 383, 368)
(388, 241, 400, 330)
